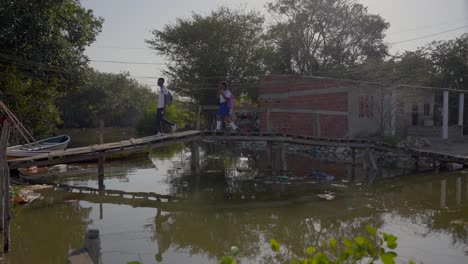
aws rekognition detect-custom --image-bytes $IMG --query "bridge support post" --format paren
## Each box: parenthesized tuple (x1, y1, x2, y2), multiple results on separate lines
(280, 144, 288, 174)
(266, 141, 273, 170)
(190, 142, 200, 175)
(351, 148, 356, 166)
(0, 122, 11, 254)
(456, 176, 462, 206)
(413, 156, 420, 172)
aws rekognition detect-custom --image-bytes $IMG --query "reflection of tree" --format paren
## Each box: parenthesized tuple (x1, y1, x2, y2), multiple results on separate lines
(7, 192, 92, 263)
(142, 201, 383, 262)
(368, 174, 468, 249)
(148, 146, 468, 263)
(149, 143, 186, 160)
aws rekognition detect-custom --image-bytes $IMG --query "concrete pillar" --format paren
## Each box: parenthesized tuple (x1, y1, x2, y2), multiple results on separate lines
(440, 179, 447, 208)
(391, 88, 397, 136)
(442, 91, 449, 139)
(458, 93, 464, 126)
(456, 176, 461, 206)
(266, 108, 272, 133)
(190, 142, 200, 175)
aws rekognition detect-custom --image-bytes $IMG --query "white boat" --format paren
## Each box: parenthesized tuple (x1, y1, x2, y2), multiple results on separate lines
(7, 135, 70, 160)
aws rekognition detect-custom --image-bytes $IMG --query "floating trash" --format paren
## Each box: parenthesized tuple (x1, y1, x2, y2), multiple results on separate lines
(317, 193, 335, 201)
(331, 184, 347, 188)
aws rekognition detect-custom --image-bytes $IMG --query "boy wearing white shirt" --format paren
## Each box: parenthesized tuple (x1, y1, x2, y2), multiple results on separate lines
(156, 78, 177, 135)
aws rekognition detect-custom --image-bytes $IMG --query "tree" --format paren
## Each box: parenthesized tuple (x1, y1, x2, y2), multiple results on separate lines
(0, 0, 103, 84)
(266, 0, 389, 75)
(59, 71, 157, 128)
(428, 34, 468, 90)
(146, 7, 265, 105)
(0, 0, 103, 136)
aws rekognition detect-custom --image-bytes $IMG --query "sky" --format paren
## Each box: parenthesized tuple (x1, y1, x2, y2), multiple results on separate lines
(81, 0, 468, 89)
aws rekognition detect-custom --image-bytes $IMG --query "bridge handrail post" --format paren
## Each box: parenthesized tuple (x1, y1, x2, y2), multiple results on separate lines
(196, 105, 202, 130)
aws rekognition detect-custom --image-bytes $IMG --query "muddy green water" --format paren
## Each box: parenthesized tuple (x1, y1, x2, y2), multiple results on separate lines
(5, 132, 468, 264)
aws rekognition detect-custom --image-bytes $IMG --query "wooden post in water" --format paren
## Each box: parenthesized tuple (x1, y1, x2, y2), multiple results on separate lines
(351, 147, 356, 166)
(190, 142, 200, 175)
(98, 120, 105, 188)
(0, 122, 11, 254)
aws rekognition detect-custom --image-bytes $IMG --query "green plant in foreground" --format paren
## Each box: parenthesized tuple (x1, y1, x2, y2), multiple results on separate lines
(221, 226, 415, 264)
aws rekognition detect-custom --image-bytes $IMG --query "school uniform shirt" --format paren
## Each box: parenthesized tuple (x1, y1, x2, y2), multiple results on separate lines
(158, 86, 169, 108)
(220, 89, 232, 103)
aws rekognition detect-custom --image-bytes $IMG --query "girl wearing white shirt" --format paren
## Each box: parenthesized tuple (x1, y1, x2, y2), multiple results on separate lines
(215, 81, 238, 131)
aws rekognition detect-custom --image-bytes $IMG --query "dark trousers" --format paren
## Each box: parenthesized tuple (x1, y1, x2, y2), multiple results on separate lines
(156, 108, 175, 133)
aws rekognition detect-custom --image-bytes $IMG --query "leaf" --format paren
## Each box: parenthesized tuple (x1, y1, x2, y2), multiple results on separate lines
(366, 225, 377, 236)
(270, 239, 280, 252)
(220, 256, 237, 264)
(329, 238, 337, 249)
(306, 246, 316, 254)
(343, 239, 353, 248)
(385, 235, 398, 249)
(321, 241, 327, 248)
(312, 252, 329, 264)
(338, 250, 352, 261)
(381, 253, 397, 264)
(354, 236, 366, 245)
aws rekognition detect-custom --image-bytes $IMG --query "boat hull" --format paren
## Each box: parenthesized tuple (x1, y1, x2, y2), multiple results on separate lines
(7, 135, 70, 160)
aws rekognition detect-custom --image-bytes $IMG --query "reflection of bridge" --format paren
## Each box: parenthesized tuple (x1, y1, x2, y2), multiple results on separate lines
(8, 130, 468, 170)
(57, 185, 311, 212)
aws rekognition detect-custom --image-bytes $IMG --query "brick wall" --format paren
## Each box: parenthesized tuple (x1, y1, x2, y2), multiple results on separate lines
(259, 76, 349, 138)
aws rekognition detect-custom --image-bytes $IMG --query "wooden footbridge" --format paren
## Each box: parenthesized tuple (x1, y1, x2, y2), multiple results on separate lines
(7, 130, 468, 170)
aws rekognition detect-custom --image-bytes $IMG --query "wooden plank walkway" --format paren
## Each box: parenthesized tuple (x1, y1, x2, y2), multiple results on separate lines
(7, 130, 468, 169)
(8, 130, 201, 169)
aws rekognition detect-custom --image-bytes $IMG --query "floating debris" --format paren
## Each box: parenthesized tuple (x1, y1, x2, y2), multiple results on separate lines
(309, 171, 335, 181)
(12, 185, 50, 205)
(450, 219, 466, 225)
(331, 184, 347, 188)
(317, 193, 335, 201)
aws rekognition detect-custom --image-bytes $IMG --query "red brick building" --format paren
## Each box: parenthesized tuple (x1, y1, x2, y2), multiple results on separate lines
(258, 75, 438, 138)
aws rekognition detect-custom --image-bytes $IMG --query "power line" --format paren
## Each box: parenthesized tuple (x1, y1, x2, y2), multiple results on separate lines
(89, 59, 166, 65)
(389, 26, 467, 45)
(387, 19, 468, 35)
(88, 46, 151, 51)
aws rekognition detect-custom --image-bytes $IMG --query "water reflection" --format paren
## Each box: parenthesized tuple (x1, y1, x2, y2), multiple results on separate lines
(7, 192, 92, 263)
(9, 142, 468, 263)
